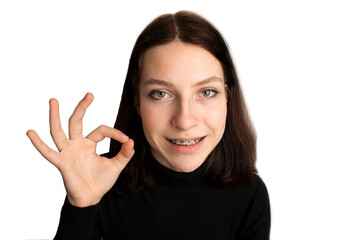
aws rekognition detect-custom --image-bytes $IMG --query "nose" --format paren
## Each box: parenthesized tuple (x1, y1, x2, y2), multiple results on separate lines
(171, 98, 199, 130)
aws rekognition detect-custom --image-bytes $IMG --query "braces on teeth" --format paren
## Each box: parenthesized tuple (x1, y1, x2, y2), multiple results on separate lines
(169, 138, 202, 146)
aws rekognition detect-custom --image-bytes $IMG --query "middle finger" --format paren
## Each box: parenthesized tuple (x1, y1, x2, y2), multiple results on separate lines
(49, 98, 68, 151)
(69, 93, 94, 139)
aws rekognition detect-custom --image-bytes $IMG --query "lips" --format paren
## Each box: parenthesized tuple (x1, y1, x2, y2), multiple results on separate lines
(165, 136, 206, 155)
(167, 137, 205, 146)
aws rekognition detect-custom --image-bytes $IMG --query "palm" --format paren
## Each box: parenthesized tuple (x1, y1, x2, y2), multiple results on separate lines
(27, 93, 134, 207)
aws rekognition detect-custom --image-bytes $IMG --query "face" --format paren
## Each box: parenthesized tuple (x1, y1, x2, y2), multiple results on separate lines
(138, 41, 227, 172)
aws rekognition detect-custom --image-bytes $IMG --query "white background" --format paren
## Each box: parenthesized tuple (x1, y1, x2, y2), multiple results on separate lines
(1, 0, 359, 239)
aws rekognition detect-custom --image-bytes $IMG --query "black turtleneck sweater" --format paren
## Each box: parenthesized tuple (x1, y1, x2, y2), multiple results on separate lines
(54, 156, 270, 239)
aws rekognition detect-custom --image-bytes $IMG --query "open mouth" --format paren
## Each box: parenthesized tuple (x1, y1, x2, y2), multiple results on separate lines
(167, 137, 205, 146)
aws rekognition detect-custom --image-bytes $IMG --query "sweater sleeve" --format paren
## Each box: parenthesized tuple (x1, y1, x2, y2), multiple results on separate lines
(53, 197, 101, 240)
(240, 177, 271, 240)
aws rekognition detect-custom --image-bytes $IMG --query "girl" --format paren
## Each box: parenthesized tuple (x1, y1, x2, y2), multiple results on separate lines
(27, 11, 270, 239)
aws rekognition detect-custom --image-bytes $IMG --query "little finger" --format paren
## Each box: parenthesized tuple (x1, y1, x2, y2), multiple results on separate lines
(26, 130, 60, 167)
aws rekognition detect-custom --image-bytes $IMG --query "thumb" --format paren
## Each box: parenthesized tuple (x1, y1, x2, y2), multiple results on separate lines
(112, 139, 135, 171)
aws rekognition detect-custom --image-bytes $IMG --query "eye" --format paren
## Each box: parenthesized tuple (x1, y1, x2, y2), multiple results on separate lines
(150, 91, 169, 100)
(200, 89, 217, 98)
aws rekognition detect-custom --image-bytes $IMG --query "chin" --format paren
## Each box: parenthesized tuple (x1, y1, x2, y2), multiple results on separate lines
(172, 158, 205, 173)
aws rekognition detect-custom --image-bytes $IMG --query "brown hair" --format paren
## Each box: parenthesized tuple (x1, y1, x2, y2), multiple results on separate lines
(107, 10, 257, 192)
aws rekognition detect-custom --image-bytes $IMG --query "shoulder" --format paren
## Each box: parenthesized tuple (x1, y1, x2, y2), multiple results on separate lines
(251, 175, 269, 197)
(246, 175, 270, 210)
(233, 176, 271, 238)
(209, 175, 270, 212)
(225, 175, 271, 219)
(231, 175, 269, 198)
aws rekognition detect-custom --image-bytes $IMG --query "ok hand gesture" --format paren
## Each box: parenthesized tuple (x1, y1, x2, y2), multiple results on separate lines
(27, 93, 134, 207)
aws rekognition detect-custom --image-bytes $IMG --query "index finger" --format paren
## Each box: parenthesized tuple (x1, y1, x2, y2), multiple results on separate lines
(68, 93, 94, 139)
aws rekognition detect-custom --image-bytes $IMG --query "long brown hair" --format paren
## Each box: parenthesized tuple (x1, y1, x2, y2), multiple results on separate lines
(107, 11, 257, 192)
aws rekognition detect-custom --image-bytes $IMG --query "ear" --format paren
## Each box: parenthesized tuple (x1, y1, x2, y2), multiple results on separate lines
(136, 105, 141, 116)
(224, 83, 228, 102)
(134, 96, 141, 116)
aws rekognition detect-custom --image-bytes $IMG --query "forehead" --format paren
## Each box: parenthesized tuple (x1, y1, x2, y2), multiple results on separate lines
(139, 41, 224, 86)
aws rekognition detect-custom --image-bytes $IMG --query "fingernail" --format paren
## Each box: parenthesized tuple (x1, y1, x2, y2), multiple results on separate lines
(85, 92, 94, 100)
(121, 133, 129, 139)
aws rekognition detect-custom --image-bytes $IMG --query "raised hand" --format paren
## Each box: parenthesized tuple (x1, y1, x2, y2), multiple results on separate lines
(27, 93, 134, 207)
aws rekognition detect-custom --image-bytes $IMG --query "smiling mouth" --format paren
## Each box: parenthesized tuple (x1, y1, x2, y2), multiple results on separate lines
(167, 137, 205, 146)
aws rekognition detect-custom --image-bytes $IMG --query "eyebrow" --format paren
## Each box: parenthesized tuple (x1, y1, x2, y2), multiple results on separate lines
(143, 76, 224, 87)
(143, 79, 174, 87)
(195, 76, 224, 87)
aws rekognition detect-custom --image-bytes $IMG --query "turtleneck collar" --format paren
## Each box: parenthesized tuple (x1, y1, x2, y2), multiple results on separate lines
(149, 154, 206, 189)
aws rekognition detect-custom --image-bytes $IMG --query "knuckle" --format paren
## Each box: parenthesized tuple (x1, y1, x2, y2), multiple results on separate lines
(99, 124, 107, 131)
(68, 117, 74, 125)
(69, 114, 76, 123)
(69, 113, 82, 124)
(50, 127, 57, 137)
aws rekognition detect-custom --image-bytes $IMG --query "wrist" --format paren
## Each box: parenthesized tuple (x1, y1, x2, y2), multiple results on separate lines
(67, 195, 101, 208)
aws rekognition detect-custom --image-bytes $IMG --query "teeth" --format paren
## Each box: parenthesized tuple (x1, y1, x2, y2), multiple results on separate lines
(169, 137, 203, 146)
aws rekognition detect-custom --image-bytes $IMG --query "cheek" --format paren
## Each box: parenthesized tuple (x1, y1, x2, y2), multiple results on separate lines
(202, 102, 227, 133)
(140, 102, 168, 135)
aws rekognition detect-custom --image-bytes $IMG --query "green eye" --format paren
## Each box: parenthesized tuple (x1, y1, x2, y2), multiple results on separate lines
(200, 89, 217, 97)
(156, 91, 166, 98)
(151, 91, 168, 99)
